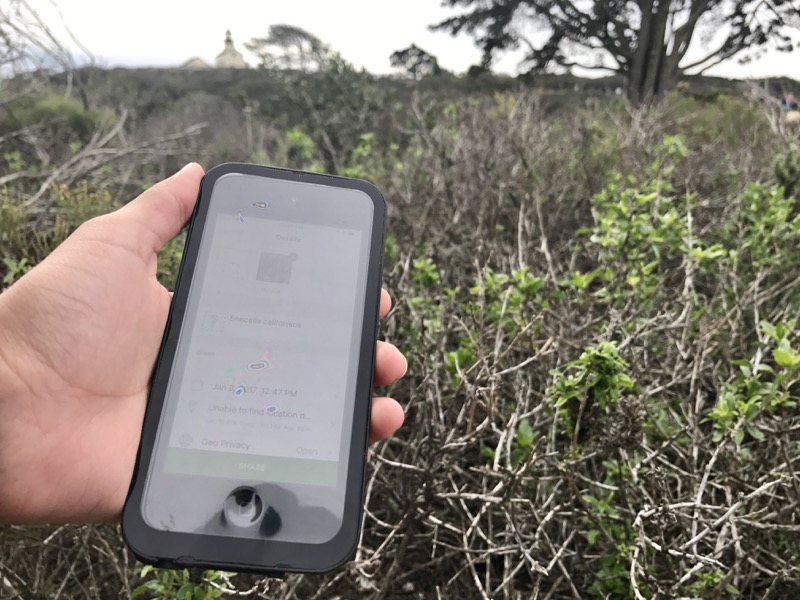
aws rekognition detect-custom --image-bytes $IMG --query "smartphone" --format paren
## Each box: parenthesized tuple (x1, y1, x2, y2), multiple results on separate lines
(122, 163, 386, 575)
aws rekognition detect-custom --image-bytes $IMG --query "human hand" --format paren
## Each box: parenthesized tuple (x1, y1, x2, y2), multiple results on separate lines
(0, 163, 406, 524)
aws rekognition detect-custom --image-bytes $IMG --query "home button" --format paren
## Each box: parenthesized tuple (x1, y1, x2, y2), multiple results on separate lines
(222, 487, 264, 528)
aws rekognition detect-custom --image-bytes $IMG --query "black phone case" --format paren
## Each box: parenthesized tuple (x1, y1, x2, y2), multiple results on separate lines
(122, 163, 386, 576)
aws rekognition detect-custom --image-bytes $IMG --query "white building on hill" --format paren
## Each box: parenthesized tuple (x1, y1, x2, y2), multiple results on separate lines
(215, 31, 248, 68)
(180, 31, 249, 69)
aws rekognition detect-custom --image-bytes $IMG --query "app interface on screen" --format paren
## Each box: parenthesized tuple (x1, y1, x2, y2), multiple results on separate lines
(160, 194, 365, 488)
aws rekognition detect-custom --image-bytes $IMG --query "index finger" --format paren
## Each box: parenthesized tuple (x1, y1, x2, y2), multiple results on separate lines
(380, 288, 392, 319)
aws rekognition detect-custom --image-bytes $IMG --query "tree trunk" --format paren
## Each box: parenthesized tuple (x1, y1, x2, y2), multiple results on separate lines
(626, 0, 674, 105)
(657, 0, 710, 97)
(627, 0, 654, 105)
(643, 1, 671, 99)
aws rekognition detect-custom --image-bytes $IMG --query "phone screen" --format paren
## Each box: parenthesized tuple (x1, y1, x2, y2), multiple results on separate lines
(141, 172, 376, 545)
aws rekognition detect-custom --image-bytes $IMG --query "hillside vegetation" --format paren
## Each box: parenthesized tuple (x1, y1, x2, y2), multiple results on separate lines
(2, 67, 800, 599)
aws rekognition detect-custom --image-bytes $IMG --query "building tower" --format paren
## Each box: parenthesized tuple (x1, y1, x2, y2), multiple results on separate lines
(215, 30, 248, 68)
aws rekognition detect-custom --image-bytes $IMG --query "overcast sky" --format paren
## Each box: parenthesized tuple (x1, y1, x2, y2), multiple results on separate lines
(37, 0, 799, 80)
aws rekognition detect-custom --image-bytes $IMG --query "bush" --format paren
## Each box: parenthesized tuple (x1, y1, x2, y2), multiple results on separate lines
(3, 79, 800, 599)
(13, 94, 114, 140)
(774, 144, 800, 199)
(0, 183, 120, 287)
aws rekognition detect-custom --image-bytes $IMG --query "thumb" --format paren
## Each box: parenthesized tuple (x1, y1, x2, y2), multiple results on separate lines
(117, 163, 205, 254)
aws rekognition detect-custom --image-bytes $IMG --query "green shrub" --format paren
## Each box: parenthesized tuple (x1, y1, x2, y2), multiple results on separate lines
(132, 566, 233, 600)
(16, 95, 114, 139)
(708, 321, 800, 447)
(774, 144, 800, 199)
(549, 342, 635, 444)
(0, 183, 120, 287)
(5, 76, 800, 599)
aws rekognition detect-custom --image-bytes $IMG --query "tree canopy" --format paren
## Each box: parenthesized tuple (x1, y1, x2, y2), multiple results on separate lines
(390, 44, 443, 79)
(433, 0, 800, 104)
(245, 25, 332, 71)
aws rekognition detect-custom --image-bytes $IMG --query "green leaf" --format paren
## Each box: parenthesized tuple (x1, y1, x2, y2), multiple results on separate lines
(571, 272, 594, 290)
(746, 424, 765, 441)
(587, 529, 600, 546)
(773, 347, 800, 368)
(553, 395, 569, 407)
(734, 360, 752, 378)
(139, 565, 154, 577)
(516, 419, 535, 448)
(760, 321, 778, 341)
(131, 581, 163, 599)
(625, 274, 641, 287)
(734, 429, 745, 446)
(177, 583, 197, 600)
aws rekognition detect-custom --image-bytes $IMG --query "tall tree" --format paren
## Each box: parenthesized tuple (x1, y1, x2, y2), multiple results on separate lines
(433, 0, 800, 104)
(391, 44, 443, 79)
(245, 25, 331, 71)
